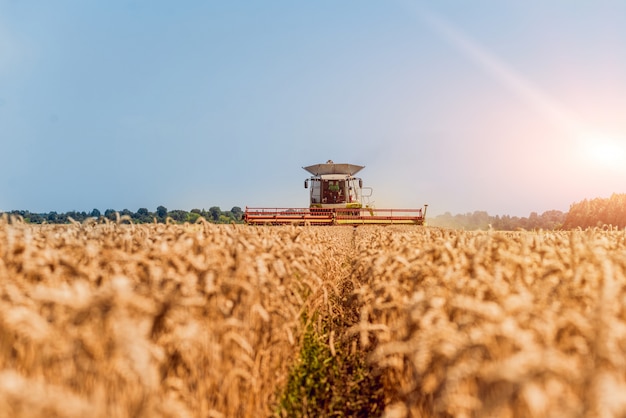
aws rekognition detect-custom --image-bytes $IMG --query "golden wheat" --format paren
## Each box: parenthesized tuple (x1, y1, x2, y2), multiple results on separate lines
(350, 226, 626, 418)
(2, 218, 625, 417)
(0, 219, 353, 417)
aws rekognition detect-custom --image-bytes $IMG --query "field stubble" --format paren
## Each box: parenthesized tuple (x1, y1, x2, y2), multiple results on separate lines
(1, 218, 626, 417)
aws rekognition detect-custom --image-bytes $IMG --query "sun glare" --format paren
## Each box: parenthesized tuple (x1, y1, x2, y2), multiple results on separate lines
(577, 133, 626, 172)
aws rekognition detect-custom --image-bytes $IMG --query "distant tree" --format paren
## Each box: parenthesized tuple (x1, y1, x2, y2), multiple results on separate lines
(538, 210, 566, 230)
(156, 206, 168, 221)
(209, 206, 221, 222)
(469, 211, 490, 230)
(5, 204, 249, 225)
(168, 210, 187, 223)
(119, 209, 133, 221)
(132, 208, 152, 223)
(231, 206, 243, 221)
(12, 210, 26, 218)
(563, 194, 626, 229)
(429, 209, 566, 231)
(66, 211, 87, 222)
(186, 212, 201, 223)
(29, 213, 44, 224)
(527, 212, 539, 229)
(19, 210, 31, 223)
(104, 209, 116, 221)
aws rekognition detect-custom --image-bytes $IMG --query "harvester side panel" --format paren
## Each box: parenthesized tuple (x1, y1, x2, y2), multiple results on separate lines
(335, 208, 424, 225)
(244, 207, 334, 225)
(244, 207, 424, 225)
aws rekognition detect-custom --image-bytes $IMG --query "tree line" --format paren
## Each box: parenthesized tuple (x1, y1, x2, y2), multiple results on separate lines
(428, 210, 567, 231)
(429, 193, 626, 230)
(562, 193, 626, 229)
(2, 194, 625, 229)
(1, 206, 244, 225)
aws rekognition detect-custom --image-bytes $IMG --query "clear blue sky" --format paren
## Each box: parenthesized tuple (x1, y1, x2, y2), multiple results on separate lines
(1, 1, 625, 216)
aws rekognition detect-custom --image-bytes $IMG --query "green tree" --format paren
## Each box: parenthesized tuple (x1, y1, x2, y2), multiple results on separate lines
(156, 206, 168, 222)
(168, 210, 187, 223)
(119, 209, 133, 221)
(29, 213, 44, 224)
(47, 212, 58, 223)
(209, 206, 221, 222)
(104, 209, 116, 221)
(134, 208, 152, 223)
(186, 212, 201, 223)
(231, 206, 243, 221)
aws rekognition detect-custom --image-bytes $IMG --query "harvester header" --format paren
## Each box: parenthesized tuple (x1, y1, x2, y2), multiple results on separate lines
(245, 160, 427, 225)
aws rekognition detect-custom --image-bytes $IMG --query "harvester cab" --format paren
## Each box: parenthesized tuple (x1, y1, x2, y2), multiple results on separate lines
(303, 160, 369, 209)
(244, 160, 427, 225)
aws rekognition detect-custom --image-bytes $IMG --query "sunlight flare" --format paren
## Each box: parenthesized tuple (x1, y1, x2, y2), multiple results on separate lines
(578, 132, 626, 172)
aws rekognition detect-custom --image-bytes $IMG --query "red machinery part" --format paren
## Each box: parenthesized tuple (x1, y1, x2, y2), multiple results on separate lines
(244, 207, 425, 226)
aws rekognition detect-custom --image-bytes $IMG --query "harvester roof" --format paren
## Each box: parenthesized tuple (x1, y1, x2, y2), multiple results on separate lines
(303, 161, 364, 176)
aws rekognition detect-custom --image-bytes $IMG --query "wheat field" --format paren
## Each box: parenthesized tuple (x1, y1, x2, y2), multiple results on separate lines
(1, 217, 626, 417)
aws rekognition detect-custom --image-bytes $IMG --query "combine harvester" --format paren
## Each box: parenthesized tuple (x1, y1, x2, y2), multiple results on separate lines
(244, 160, 427, 226)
